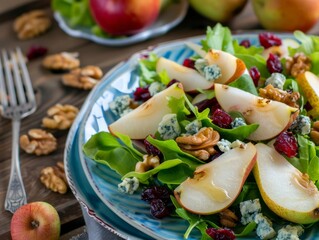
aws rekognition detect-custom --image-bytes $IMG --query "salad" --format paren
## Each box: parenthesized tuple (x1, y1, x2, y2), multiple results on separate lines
(83, 24, 319, 240)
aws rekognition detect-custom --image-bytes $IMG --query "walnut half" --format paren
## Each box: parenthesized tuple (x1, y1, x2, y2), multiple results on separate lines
(42, 103, 79, 130)
(62, 65, 103, 90)
(42, 52, 80, 71)
(20, 129, 57, 155)
(14, 10, 51, 40)
(176, 127, 220, 161)
(40, 161, 68, 194)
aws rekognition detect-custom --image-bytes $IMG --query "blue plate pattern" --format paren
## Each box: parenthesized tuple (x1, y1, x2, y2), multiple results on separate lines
(65, 34, 319, 239)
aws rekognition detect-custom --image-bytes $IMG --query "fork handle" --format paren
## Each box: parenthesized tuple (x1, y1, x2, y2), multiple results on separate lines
(5, 118, 27, 213)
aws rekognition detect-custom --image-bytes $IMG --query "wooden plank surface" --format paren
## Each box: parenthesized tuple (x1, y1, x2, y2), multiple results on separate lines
(0, 1, 319, 239)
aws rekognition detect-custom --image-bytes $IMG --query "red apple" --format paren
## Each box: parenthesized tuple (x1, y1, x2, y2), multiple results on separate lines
(252, 0, 319, 32)
(89, 0, 161, 36)
(11, 202, 60, 240)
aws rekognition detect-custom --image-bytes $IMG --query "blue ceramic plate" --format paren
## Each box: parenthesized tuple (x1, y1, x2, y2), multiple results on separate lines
(67, 34, 319, 239)
(54, 0, 188, 46)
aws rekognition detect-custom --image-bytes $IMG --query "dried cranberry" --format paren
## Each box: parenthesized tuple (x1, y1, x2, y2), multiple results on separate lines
(144, 135, 162, 157)
(206, 228, 236, 240)
(259, 32, 282, 49)
(141, 186, 171, 203)
(133, 87, 151, 101)
(26, 45, 48, 60)
(166, 79, 180, 88)
(183, 58, 195, 69)
(274, 131, 298, 158)
(249, 66, 261, 86)
(211, 109, 232, 129)
(239, 39, 251, 48)
(195, 97, 220, 113)
(150, 199, 171, 219)
(266, 53, 282, 73)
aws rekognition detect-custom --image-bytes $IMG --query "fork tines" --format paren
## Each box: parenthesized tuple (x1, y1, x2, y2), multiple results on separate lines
(0, 48, 36, 118)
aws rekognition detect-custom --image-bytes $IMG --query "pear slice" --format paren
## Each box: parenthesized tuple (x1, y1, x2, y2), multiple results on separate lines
(156, 50, 246, 92)
(297, 71, 319, 118)
(174, 142, 256, 215)
(254, 143, 319, 224)
(108, 83, 184, 139)
(156, 57, 211, 92)
(204, 49, 246, 84)
(214, 83, 299, 141)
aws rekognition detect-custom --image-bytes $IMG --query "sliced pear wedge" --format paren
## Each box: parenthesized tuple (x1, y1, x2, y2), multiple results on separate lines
(174, 142, 257, 215)
(297, 71, 319, 118)
(254, 143, 319, 224)
(108, 83, 185, 139)
(214, 83, 299, 141)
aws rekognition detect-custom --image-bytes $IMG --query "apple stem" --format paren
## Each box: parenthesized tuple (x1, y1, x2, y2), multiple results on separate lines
(31, 220, 40, 229)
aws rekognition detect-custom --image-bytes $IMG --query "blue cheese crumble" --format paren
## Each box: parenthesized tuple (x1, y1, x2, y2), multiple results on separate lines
(118, 177, 139, 195)
(231, 117, 247, 128)
(217, 139, 231, 152)
(289, 115, 311, 135)
(109, 95, 132, 117)
(194, 58, 222, 81)
(254, 213, 276, 240)
(148, 82, 165, 96)
(240, 199, 262, 225)
(265, 73, 286, 89)
(276, 225, 304, 240)
(217, 139, 246, 152)
(185, 120, 202, 135)
(158, 113, 181, 140)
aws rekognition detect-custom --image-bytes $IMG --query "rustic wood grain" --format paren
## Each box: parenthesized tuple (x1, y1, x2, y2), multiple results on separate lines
(1, 1, 319, 239)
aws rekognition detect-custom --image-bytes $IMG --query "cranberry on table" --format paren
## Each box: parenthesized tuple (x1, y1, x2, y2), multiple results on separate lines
(259, 32, 282, 49)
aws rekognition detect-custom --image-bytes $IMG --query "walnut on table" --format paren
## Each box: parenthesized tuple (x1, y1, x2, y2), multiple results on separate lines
(40, 161, 68, 194)
(258, 84, 300, 108)
(285, 52, 311, 78)
(42, 52, 80, 71)
(42, 103, 79, 130)
(13, 10, 51, 40)
(62, 65, 103, 90)
(176, 127, 220, 161)
(20, 129, 57, 156)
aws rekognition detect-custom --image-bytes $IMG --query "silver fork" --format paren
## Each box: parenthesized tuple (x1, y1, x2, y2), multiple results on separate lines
(0, 48, 37, 213)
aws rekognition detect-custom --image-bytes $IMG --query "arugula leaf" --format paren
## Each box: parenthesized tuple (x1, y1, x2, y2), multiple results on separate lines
(229, 74, 258, 95)
(233, 40, 264, 55)
(146, 136, 203, 170)
(123, 159, 183, 184)
(235, 53, 270, 79)
(201, 23, 234, 54)
(157, 164, 194, 184)
(202, 118, 259, 142)
(83, 132, 143, 176)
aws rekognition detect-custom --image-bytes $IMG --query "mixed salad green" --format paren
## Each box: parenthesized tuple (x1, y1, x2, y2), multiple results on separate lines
(83, 24, 319, 239)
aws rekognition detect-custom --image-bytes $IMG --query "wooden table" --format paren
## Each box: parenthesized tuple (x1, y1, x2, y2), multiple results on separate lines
(1, 1, 319, 239)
